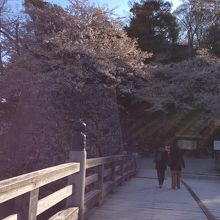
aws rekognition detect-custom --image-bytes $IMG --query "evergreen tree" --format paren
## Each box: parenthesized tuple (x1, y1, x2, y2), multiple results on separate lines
(125, 0, 179, 55)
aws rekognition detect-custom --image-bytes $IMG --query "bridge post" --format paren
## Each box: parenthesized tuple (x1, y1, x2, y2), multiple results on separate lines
(118, 156, 124, 185)
(66, 120, 86, 220)
(14, 188, 39, 220)
(122, 152, 127, 182)
(111, 157, 116, 192)
(123, 156, 128, 180)
(97, 164, 104, 205)
(132, 152, 138, 176)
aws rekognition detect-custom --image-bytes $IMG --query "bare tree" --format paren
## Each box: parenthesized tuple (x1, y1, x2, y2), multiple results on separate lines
(0, 0, 7, 72)
(174, 0, 216, 53)
(0, 0, 22, 72)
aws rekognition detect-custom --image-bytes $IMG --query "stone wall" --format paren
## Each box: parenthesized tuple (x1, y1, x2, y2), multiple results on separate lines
(0, 71, 123, 180)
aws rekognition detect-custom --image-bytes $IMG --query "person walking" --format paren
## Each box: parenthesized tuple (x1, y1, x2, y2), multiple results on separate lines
(154, 146, 168, 188)
(169, 145, 185, 189)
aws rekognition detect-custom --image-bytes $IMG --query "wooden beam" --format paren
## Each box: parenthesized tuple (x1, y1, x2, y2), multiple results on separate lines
(102, 181, 114, 197)
(28, 189, 39, 220)
(85, 174, 98, 187)
(97, 165, 104, 205)
(67, 151, 86, 220)
(37, 185, 73, 216)
(86, 157, 113, 169)
(2, 214, 18, 220)
(0, 163, 80, 203)
(84, 190, 101, 210)
(14, 189, 39, 220)
(104, 168, 111, 178)
(49, 207, 79, 220)
(115, 165, 121, 172)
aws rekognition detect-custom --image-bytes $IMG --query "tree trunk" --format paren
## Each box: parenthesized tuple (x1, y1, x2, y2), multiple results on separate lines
(0, 43, 4, 73)
(188, 31, 194, 58)
(15, 22, 21, 56)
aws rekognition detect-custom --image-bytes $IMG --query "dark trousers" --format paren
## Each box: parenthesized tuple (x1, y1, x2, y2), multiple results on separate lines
(171, 170, 181, 189)
(157, 169, 165, 185)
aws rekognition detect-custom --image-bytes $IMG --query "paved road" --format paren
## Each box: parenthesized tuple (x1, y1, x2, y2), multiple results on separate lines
(88, 158, 209, 220)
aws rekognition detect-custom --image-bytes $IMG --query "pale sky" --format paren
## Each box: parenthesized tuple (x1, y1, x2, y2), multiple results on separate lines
(8, 0, 182, 16)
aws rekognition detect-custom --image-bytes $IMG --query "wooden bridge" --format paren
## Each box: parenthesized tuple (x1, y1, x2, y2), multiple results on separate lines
(0, 127, 218, 220)
(88, 159, 218, 220)
(0, 151, 219, 220)
(0, 148, 137, 220)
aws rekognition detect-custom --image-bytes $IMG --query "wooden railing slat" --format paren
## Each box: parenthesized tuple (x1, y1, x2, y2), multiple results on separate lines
(104, 168, 111, 178)
(85, 174, 98, 186)
(2, 214, 18, 220)
(0, 153, 136, 220)
(85, 190, 101, 208)
(86, 155, 125, 169)
(0, 163, 79, 203)
(48, 207, 79, 220)
(86, 156, 113, 169)
(0, 163, 79, 189)
(115, 165, 121, 172)
(37, 185, 73, 216)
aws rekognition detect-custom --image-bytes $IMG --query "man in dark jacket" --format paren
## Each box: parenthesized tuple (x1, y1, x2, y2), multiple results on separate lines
(154, 147, 168, 188)
(169, 145, 185, 189)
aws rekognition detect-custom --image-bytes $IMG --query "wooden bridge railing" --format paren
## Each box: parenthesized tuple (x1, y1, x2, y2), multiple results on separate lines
(83, 154, 136, 218)
(0, 151, 137, 220)
(0, 162, 80, 220)
(0, 122, 137, 220)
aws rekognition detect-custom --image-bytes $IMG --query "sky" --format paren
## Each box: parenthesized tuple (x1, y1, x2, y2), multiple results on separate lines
(87, 0, 182, 15)
(8, 0, 182, 16)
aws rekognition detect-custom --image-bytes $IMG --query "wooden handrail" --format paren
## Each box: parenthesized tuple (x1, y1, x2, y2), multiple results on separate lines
(0, 153, 137, 220)
(0, 163, 80, 220)
(86, 156, 114, 169)
(83, 154, 136, 216)
(86, 155, 127, 169)
(0, 163, 80, 204)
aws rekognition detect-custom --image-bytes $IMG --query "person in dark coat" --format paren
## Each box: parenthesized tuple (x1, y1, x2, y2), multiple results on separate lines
(154, 146, 168, 188)
(169, 145, 185, 189)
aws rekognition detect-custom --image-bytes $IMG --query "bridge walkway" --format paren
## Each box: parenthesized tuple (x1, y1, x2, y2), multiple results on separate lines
(88, 158, 209, 220)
